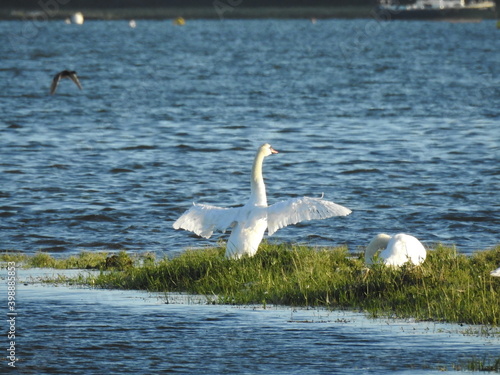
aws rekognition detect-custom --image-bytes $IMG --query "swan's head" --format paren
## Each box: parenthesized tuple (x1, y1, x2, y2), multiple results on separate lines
(259, 143, 278, 157)
(365, 233, 391, 265)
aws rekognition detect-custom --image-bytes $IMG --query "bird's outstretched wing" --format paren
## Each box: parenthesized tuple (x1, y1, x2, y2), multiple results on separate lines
(50, 73, 61, 95)
(267, 196, 351, 236)
(173, 203, 240, 238)
(69, 72, 83, 90)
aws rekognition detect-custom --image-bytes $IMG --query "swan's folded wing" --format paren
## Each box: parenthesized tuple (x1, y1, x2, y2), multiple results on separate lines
(267, 197, 351, 236)
(172, 203, 240, 238)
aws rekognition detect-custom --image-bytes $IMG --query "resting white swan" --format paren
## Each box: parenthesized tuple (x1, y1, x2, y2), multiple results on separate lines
(491, 267, 500, 277)
(365, 233, 426, 267)
(173, 143, 352, 259)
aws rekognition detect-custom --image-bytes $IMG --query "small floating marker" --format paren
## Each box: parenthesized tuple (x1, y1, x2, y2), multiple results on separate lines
(71, 12, 84, 25)
(173, 17, 186, 26)
(129, 19, 136, 28)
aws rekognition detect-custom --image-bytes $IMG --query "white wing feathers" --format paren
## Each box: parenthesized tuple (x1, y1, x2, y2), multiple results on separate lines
(267, 197, 351, 236)
(172, 203, 240, 238)
(174, 198, 351, 239)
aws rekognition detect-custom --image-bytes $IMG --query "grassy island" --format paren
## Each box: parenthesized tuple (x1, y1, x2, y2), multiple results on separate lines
(2, 243, 499, 326)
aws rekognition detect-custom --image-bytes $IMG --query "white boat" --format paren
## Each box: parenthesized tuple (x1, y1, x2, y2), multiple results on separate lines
(375, 0, 496, 20)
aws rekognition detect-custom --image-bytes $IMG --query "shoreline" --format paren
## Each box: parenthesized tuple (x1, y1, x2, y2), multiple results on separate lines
(2, 244, 500, 326)
(0, 5, 497, 20)
(1, 6, 376, 20)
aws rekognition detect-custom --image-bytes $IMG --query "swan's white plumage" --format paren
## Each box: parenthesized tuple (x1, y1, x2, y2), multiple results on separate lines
(172, 203, 238, 238)
(173, 143, 351, 259)
(365, 233, 426, 267)
(267, 196, 352, 236)
(491, 267, 500, 277)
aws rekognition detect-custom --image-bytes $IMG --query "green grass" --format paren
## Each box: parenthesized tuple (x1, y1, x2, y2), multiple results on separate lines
(456, 356, 500, 372)
(2, 243, 500, 326)
(0, 250, 151, 270)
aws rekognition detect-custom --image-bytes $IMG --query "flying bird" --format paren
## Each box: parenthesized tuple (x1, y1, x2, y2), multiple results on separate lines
(173, 143, 351, 259)
(50, 70, 83, 95)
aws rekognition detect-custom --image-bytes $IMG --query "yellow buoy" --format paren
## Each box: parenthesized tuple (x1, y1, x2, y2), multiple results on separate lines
(173, 17, 185, 26)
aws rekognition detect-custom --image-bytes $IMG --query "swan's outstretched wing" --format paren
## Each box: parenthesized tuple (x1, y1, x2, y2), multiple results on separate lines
(267, 196, 351, 236)
(173, 203, 240, 238)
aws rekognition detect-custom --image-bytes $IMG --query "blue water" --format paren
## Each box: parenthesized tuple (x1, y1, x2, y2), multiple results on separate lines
(0, 19, 499, 255)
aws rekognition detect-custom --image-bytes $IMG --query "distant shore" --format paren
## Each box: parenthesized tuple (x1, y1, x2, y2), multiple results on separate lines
(1, 6, 379, 20)
(1, 5, 497, 21)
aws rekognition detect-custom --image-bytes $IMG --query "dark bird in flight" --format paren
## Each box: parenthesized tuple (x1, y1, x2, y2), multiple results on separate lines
(50, 70, 83, 95)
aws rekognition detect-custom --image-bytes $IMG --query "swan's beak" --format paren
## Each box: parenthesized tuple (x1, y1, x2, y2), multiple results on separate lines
(270, 147, 278, 154)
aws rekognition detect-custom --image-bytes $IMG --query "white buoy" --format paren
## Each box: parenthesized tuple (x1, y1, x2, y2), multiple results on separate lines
(71, 12, 84, 25)
(129, 19, 136, 28)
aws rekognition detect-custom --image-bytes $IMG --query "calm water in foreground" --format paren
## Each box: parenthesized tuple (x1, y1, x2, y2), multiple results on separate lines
(1, 270, 499, 374)
(0, 19, 499, 256)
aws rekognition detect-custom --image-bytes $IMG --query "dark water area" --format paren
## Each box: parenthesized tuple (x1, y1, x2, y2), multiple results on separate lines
(2, 270, 499, 374)
(0, 19, 499, 256)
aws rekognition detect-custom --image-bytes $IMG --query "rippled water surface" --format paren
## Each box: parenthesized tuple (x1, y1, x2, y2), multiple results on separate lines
(2, 270, 499, 374)
(1, 19, 499, 255)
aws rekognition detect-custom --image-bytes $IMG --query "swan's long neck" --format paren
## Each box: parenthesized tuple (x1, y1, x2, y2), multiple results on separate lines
(250, 150, 267, 206)
(365, 234, 391, 264)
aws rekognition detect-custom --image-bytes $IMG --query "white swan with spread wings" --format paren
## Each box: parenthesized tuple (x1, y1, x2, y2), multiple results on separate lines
(173, 143, 351, 259)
